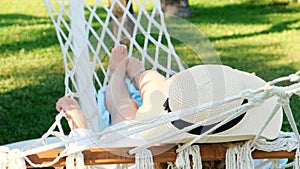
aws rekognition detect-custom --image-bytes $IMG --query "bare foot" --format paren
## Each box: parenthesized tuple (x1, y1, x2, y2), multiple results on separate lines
(56, 97, 88, 130)
(127, 57, 145, 89)
(109, 45, 128, 78)
(106, 45, 138, 124)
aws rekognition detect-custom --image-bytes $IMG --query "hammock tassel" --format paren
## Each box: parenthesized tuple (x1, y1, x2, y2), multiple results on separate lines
(116, 164, 130, 169)
(226, 141, 254, 169)
(294, 146, 300, 169)
(0, 146, 9, 169)
(167, 162, 178, 169)
(7, 149, 26, 169)
(135, 149, 154, 169)
(175, 145, 202, 169)
(66, 151, 85, 169)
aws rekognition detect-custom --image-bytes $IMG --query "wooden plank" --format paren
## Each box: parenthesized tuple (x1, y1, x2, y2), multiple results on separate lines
(252, 150, 295, 159)
(26, 143, 296, 168)
(26, 149, 66, 167)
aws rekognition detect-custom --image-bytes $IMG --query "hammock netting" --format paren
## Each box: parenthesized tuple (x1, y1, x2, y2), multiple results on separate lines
(44, 0, 188, 133)
(1, 0, 300, 168)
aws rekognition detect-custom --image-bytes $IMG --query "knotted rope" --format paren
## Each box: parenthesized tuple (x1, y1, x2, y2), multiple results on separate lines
(66, 150, 85, 169)
(226, 141, 254, 169)
(135, 149, 154, 169)
(175, 145, 202, 169)
(7, 149, 26, 169)
(0, 146, 9, 169)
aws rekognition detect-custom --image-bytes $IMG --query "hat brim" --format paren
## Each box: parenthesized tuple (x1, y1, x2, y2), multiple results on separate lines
(135, 65, 282, 143)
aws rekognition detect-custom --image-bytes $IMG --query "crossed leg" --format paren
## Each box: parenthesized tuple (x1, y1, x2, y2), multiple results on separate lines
(127, 58, 167, 103)
(56, 45, 167, 129)
(106, 45, 167, 125)
(105, 45, 138, 125)
(56, 45, 139, 128)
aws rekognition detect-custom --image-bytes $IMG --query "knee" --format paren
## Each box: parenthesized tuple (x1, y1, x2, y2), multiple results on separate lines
(140, 70, 165, 82)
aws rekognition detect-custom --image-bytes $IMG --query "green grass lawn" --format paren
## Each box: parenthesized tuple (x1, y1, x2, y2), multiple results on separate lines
(0, 0, 300, 145)
(0, 0, 65, 144)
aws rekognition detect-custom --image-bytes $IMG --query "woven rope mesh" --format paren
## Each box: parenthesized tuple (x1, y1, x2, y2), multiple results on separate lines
(7, 2, 300, 168)
(43, 0, 186, 131)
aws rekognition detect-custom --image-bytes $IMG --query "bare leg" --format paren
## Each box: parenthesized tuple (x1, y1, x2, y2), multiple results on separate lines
(126, 57, 145, 89)
(127, 58, 167, 100)
(105, 45, 138, 125)
(56, 56, 167, 130)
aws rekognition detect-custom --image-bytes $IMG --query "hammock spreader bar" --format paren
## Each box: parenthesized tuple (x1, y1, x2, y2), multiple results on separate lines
(25, 143, 296, 168)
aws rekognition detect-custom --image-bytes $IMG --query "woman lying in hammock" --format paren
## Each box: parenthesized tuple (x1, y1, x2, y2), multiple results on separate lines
(56, 44, 166, 133)
(56, 44, 227, 168)
(55, 45, 284, 168)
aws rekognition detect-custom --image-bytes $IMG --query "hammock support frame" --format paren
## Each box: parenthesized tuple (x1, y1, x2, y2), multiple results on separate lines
(25, 143, 296, 167)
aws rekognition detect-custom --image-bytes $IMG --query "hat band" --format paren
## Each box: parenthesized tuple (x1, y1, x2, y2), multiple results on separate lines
(164, 98, 248, 135)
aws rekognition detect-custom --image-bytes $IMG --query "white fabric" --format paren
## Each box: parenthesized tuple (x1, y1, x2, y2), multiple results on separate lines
(68, 121, 147, 148)
(4, 137, 62, 150)
(69, 128, 95, 147)
(99, 121, 147, 147)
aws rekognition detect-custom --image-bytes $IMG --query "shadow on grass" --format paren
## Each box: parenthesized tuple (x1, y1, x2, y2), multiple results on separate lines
(0, 14, 51, 28)
(0, 28, 58, 57)
(0, 72, 67, 145)
(188, 2, 300, 39)
(211, 19, 300, 41)
(0, 8, 110, 56)
(189, 2, 300, 25)
(184, 1, 300, 78)
(215, 42, 297, 77)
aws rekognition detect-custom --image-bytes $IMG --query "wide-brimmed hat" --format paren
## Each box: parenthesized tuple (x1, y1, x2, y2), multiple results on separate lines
(135, 65, 282, 143)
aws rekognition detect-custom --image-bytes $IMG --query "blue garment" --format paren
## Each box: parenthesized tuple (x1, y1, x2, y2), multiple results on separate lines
(97, 78, 143, 131)
(254, 158, 288, 168)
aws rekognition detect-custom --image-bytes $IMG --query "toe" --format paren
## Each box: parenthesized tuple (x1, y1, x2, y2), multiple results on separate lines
(111, 45, 127, 56)
(120, 44, 127, 54)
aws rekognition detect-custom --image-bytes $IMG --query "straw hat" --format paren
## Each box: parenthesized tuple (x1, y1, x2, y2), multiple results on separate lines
(135, 65, 282, 143)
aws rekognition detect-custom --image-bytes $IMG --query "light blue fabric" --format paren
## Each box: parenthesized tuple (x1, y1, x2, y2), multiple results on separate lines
(254, 158, 288, 169)
(97, 78, 143, 131)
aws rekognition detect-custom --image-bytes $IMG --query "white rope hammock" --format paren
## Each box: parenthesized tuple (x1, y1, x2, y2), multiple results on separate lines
(1, 0, 300, 169)
(43, 0, 186, 132)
